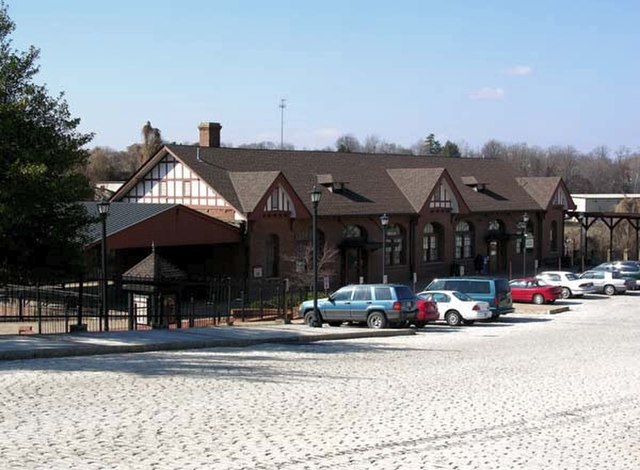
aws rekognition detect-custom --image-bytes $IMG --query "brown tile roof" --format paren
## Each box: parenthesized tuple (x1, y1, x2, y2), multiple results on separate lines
(387, 168, 445, 212)
(159, 145, 544, 216)
(517, 177, 562, 209)
(229, 171, 280, 212)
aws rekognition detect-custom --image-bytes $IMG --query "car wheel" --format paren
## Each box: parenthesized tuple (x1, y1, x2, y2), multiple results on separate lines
(603, 284, 615, 296)
(327, 321, 342, 327)
(304, 310, 321, 326)
(462, 320, 475, 326)
(367, 311, 387, 329)
(414, 321, 425, 329)
(445, 310, 462, 326)
(561, 287, 571, 299)
(533, 294, 544, 305)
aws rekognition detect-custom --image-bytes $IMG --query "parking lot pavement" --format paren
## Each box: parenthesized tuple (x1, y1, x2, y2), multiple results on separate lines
(0, 292, 638, 469)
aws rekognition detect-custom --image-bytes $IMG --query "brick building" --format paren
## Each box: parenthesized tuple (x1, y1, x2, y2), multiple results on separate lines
(111, 122, 575, 288)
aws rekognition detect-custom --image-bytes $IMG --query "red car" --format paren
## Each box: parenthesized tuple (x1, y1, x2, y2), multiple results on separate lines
(509, 278, 562, 304)
(415, 293, 440, 327)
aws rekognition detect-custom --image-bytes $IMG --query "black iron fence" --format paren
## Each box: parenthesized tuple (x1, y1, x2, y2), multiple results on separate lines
(0, 276, 320, 336)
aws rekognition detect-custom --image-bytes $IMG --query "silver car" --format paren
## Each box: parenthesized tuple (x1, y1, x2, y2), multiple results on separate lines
(578, 270, 632, 295)
(537, 271, 595, 299)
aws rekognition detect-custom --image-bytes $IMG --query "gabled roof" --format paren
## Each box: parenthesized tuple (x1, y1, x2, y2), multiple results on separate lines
(229, 171, 281, 212)
(82, 202, 176, 244)
(123, 249, 187, 281)
(387, 168, 445, 212)
(517, 177, 574, 210)
(116, 144, 547, 217)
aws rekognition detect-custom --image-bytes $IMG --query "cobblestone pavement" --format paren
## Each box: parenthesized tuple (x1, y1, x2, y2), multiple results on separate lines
(0, 294, 638, 469)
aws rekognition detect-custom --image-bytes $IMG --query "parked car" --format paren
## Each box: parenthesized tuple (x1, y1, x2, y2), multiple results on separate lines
(423, 277, 513, 319)
(417, 290, 491, 326)
(414, 293, 439, 328)
(298, 284, 418, 329)
(593, 261, 640, 289)
(536, 271, 595, 299)
(578, 270, 632, 295)
(509, 278, 562, 304)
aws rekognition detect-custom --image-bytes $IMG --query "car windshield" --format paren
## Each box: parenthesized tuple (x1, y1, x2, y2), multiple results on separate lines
(536, 279, 550, 286)
(452, 291, 472, 301)
(565, 273, 578, 280)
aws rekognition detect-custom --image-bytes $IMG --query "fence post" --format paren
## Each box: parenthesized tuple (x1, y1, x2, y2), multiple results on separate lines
(189, 295, 195, 328)
(36, 282, 42, 335)
(240, 290, 245, 322)
(226, 278, 232, 325)
(259, 283, 264, 319)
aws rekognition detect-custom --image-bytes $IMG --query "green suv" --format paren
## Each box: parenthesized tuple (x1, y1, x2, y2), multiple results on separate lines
(298, 284, 418, 329)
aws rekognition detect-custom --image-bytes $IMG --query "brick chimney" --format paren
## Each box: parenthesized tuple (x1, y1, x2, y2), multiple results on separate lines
(198, 122, 222, 147)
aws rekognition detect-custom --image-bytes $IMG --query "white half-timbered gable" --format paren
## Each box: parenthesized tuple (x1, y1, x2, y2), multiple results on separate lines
(552, 185, 570, 209)
(121, 154, 233, 209)
(264, 184, 296, 216)
(429, 179, 459, 212)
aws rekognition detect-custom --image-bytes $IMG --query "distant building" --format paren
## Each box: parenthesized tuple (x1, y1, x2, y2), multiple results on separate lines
(571, 194, 640, 213)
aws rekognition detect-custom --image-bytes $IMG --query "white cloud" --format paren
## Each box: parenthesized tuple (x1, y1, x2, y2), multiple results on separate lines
(506, 65, 534, 76)
(469, 87, 505, 100)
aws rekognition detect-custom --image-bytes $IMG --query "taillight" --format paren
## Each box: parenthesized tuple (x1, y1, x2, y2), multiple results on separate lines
(393, 301, 401, 311)
(494, 296, 499, 306)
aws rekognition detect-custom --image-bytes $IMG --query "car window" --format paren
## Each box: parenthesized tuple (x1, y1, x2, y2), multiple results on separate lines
(374, 287, 392, 300)
(464, 281, 490, 294)
(565, 273, 577, 281)
(612, 271, 623, 279)
(510, 280, 525, 288)
(427, 280, 445, 290)
(433, 293, 449, 302)
(494, 279, 510, 293)
(536, 279, 550, 286)
(394, 286, 416, 300)
(594, 272, 604, 279)
(444, 280, 467, 291)
(452, 291, 472, 301)
(353, 286, 372, 301)
(332, 287, 354, 301)
(546, 274, 561, 281)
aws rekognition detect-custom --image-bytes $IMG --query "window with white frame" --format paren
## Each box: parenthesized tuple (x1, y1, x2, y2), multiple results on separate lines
(454, 220, 474, 259)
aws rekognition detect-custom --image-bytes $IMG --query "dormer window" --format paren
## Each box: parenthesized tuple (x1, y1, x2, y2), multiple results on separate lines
(264, 185, 295, 215)
(317, 174, 348, 193)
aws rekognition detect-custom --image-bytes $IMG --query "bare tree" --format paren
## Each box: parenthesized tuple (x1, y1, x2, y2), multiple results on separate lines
(283, 241, 339, 289)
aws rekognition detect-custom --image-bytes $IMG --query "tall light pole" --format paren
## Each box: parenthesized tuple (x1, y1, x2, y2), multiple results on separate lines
(380, 213, 389, 283)
(310, 186, 322, 327)
(517, 212, 529, 278)
(279, 98, 286, 149)
(97, 200, 111, 331)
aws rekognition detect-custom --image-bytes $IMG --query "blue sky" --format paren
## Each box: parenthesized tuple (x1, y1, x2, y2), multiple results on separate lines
(7, 0, 640, 152)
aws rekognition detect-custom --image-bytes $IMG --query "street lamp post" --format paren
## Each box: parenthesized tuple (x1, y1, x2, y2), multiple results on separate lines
(380, 214, 389, 283)
(97, 201, 110, 332)
(310, 186, 322, 328)
(517, 212, 529, 278)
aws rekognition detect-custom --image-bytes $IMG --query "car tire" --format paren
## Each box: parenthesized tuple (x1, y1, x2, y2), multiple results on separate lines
(561, 287, 571, 299)
(603, 284, 615, 296)
(533, 294, 544, 305)
(462, 320, 475, 326)
(445, 310, 462, 326)
(366, 311, 387, 329)
(304, 310, 321, 326)
(414, 321, 425, 329)
(327, 321, 342, 327)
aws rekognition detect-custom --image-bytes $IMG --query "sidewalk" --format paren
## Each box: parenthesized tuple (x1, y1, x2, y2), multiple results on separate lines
(0, 324, 416, 362)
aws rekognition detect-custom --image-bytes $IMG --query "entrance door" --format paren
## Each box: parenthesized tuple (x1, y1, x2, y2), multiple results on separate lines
(343, 247, 367, 285)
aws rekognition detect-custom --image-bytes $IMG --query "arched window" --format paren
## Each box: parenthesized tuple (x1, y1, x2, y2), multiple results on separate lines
(423, 223, 442, 262)
(550, 221, 558, 252)
(385, 224, 406, 266)
(455, 221, 474, 259)
(343, 225, 363, 239)
(265, 234, 279, 277)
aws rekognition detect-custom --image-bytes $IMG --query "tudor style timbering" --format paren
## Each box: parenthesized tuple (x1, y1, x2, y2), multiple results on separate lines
(121, 155, 231, 209)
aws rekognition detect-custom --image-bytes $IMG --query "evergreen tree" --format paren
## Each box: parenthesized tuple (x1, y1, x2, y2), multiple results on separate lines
(0, 2, 93, 282)
(422, 133, 442, 155)
(441, 140, 462, 157)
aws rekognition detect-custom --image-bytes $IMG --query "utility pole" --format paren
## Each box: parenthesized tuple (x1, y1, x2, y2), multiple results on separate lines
(279, 98, 286, 149)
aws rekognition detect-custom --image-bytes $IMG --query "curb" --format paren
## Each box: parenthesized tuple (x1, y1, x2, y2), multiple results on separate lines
(548, 306, 571, 315)
(0, 328, 415, 362)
